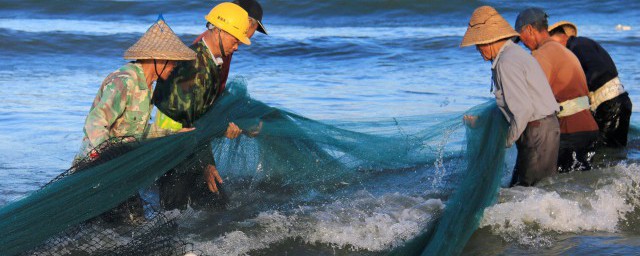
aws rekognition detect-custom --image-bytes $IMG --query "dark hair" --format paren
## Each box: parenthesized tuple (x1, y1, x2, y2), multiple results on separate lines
(549, 26, 566, 36)
(530, 19, 548, 32)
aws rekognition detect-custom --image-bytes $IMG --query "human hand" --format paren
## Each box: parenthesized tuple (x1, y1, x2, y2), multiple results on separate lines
(204, 164, 223, 193)
(225, 122, 242, 139)
(463, 115, 478, 128)
(177, 127, 195, 133)
(243, 121, 263, 138)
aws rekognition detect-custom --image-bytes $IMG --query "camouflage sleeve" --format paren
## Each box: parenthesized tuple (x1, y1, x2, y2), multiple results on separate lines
(153, 60, 198, 127)
(83, 75, 130, 148)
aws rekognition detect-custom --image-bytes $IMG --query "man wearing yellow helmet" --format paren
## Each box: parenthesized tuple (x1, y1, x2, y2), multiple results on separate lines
(192, 0, 268, 90)
(152, 2, 259, 210)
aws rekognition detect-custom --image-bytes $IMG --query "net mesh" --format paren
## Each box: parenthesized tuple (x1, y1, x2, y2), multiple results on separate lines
(0, 78, 509, 255)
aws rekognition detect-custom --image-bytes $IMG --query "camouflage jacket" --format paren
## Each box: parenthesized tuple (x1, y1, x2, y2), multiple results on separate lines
(80, 63, 159, 155)
(153, 39, 222, 127)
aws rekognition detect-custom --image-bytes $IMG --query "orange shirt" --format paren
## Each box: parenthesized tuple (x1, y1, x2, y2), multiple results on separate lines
(532, 38, 599, 134)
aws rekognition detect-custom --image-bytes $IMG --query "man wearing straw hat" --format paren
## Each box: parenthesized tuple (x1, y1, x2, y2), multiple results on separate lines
(515, 8, 600, 172)
(152, 2, 255, 210)
(76, 17, 196, 222)
(78, 16, 196, 161)
(461, 6, 560, 186)
(548, 21, 632, 148)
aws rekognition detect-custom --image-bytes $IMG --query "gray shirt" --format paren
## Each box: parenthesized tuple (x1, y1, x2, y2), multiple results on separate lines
(491, 40, 559, 147)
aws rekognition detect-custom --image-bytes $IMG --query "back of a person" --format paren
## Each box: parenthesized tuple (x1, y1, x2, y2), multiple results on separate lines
(497, 41, 558, 118)
(565, 35, 632, 147)
(533, 39, 598, 134)
(567, 36, 618, 92)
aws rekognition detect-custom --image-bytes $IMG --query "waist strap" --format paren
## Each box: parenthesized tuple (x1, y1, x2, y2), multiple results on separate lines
(589, 77, 625, 111)
(557, 95, 590, 118)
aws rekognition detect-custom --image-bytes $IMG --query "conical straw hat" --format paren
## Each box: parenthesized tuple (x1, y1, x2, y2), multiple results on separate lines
(124, 17, 196, 60)
(548, 21, 578, 37)
(460, 6, 520, 47)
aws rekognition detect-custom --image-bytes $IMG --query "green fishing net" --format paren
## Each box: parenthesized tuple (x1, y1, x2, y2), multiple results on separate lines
(0, 79, 509, 255)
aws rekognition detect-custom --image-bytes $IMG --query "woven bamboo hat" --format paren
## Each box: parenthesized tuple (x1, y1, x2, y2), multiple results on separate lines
(124, 16, 196, 60)
(461, 6, 520, 47)
(548, 21, 578, 37)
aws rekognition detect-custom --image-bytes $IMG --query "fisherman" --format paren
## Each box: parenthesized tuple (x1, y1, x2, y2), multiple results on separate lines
(189, 0, 268, 89)
(152, 2, 265, 210)
(548, 21, 632, 148)
(515, 8, 600, 172)
(461, 6, 560, 186)
(78, 17, 195, 161)
(77, 17, 196, 222)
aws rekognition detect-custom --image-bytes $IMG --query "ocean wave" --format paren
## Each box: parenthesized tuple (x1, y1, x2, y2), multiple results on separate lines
(0, 0, 479, 20)
(1, 0, 636, 19)
(1, 0, 637, 30)
(0, 18, 201, 35)
(479, 164, 640, 247)
(0, 19, 468, 58)
(3, 17, 635, 45)
(190, 191, 444, 255)
(0, 18, 467, 39)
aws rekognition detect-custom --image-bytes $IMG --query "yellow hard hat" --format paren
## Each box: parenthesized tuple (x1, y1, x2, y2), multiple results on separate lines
(205, 2, 251, 45)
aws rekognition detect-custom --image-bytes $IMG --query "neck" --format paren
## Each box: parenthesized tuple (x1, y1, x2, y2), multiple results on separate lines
(203, 29, 223, 58)
(551, 34, 569, 47)
(489, 39, 508, 60)
(139, 61, 159, 88)
(533, 30, 551, 50)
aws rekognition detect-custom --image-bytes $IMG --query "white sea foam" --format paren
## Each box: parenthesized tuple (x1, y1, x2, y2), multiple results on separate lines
(192, 191, 444, 255)
(479, 164, 640, 247)
(303, 194, 443, 251)
(196, 211, 294, 255)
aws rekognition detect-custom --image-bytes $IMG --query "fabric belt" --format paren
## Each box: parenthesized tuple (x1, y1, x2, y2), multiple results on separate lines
(557, 96, 590, 118)
(589, 77, 625, 111)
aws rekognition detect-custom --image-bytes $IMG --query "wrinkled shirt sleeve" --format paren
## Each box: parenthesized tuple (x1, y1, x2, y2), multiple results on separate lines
(83, 76, 129, 148)
(495, 59, 535, 147)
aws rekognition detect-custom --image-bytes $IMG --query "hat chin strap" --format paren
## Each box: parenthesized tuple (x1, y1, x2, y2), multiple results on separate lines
(216, 28, 227, 59)
(154, 59, 169, 79)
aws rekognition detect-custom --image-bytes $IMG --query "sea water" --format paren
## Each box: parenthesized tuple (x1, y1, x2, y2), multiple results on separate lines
(0, 0, 639, 255)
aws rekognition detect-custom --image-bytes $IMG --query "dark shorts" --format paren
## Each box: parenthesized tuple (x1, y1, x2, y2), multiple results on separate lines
(557, 130, 599, 172)
(511, 115, 560, 187)
(594, 92, 632, 148)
